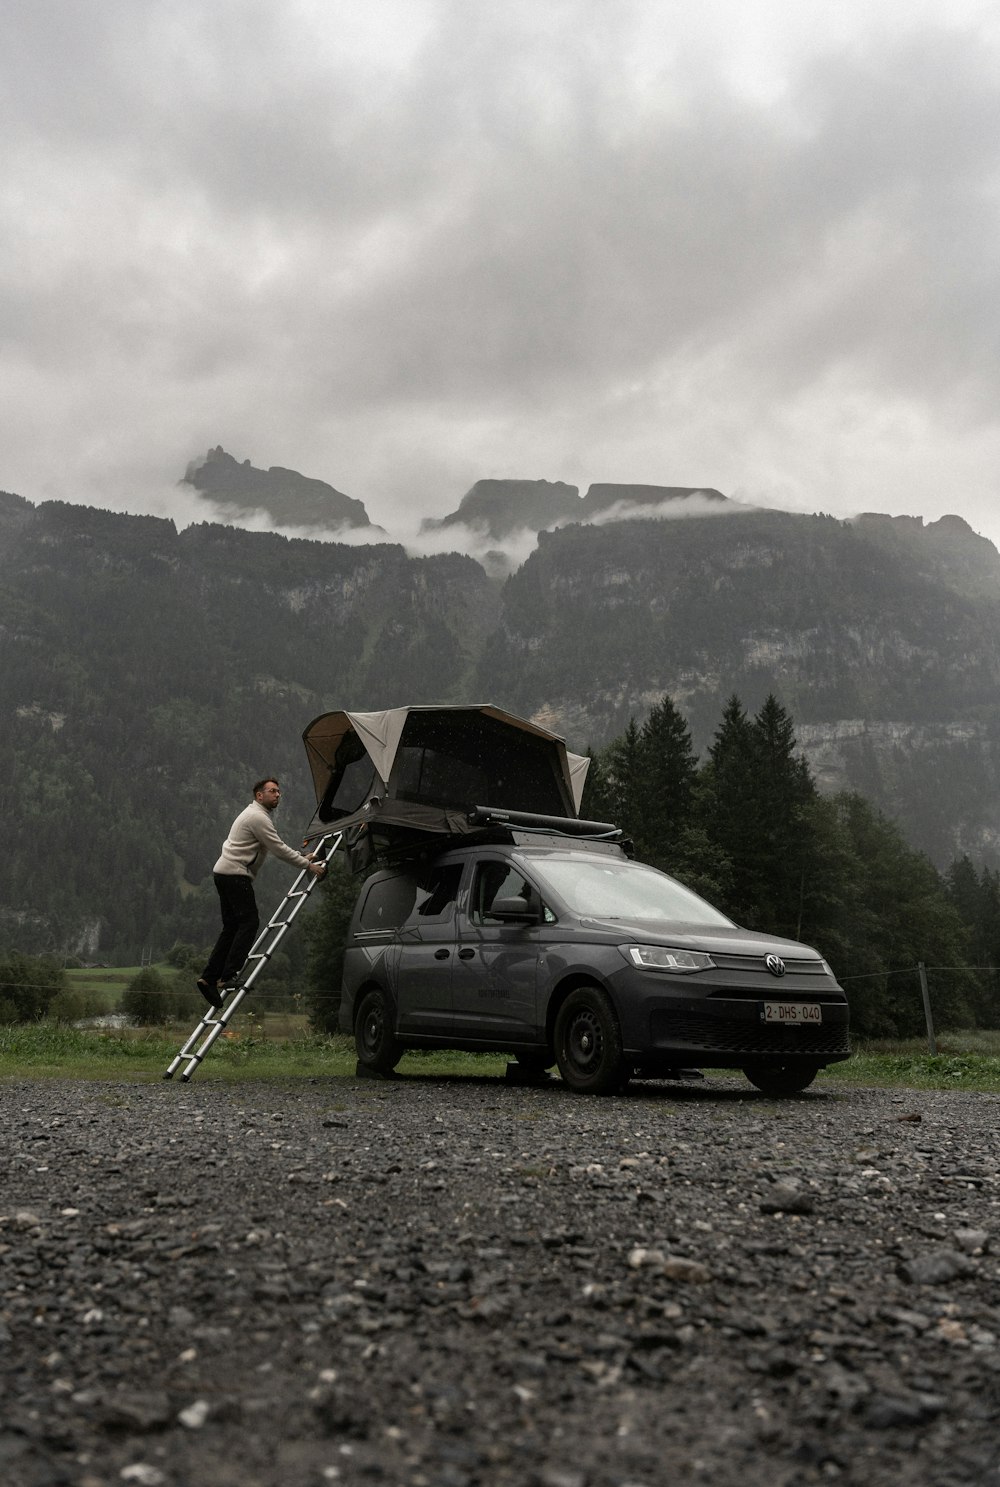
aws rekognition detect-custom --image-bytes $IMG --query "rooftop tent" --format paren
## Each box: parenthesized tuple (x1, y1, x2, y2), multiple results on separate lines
(301, 705, 591, 852)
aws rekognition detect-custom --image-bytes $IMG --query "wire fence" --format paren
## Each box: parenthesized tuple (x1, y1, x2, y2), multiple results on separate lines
(839, 962, 1000, 1054)
(3, 962, 999, 1049)
(839, 965, 1000, 981)
(0, 975, 314, 1015)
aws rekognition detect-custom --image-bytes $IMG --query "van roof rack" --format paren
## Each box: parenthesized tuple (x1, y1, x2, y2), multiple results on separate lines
(465, 806, 622, 839)
(340, 813, 630, 876)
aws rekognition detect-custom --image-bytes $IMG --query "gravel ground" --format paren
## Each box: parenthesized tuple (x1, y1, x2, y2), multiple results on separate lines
(2, 1070, 999, 1487)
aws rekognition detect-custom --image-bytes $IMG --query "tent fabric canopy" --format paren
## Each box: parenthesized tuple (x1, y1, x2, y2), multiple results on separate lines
(302, 704, 590, 846)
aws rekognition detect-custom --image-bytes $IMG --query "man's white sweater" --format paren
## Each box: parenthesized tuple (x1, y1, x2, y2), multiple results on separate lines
(213, 801, 311, 878)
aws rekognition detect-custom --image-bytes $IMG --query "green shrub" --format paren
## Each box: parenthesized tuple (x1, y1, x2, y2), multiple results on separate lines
(0, 954, 66, 1021)
(120, 968, 173, 1026)
(165, 941, 204, 974)
(48, 987, 108, 1023)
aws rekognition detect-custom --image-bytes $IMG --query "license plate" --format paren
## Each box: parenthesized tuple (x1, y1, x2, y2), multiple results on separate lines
(761, 1001, 822, 1025)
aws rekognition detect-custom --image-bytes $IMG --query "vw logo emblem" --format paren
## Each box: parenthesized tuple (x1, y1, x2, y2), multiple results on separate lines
(765, 954, 786, 977)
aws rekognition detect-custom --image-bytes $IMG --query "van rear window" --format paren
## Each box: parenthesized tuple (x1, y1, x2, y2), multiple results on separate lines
(358, 877, 417, 930)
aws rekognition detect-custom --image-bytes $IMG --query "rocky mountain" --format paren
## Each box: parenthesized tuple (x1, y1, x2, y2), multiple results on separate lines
(2, 485, 1000, 956)
(420, 478, 583, 540)
(183, 446, 380, 533)
(421, 477, 730, 540)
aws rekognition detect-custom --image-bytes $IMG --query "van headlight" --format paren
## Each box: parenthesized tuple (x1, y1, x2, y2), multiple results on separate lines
(624, 945, 714, 973)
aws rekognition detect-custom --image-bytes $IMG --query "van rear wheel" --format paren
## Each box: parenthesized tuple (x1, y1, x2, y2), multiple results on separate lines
(555, 985, 627, 1095)
(354, 988, 402, 1074)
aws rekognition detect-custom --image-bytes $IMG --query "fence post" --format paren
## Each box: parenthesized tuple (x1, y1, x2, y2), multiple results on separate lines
(917, 961, 937, 1055)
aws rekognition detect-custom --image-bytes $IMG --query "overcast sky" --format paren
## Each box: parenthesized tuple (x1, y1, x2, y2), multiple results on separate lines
(4, 0, 1000, 550)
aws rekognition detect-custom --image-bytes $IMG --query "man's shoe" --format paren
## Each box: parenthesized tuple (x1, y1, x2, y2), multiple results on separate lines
(197, 979, 223, 1010)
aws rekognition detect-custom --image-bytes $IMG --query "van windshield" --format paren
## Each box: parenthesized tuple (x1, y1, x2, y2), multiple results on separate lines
(530, 857, 736, 926)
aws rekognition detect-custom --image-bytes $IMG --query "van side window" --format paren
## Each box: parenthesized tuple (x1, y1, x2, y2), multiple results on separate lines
(470, 863, 533, 925)
(413, 865, 462, 920)
(358, 876, 417, 931)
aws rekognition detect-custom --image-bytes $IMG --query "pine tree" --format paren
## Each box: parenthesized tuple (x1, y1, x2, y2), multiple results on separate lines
(603, 718, 645, 846)
(695, 693, 824, 934)
(698, 695, 762, 924)
(635, 696, 697, 870)
(946, 856, 1000, 1024)
(978, 868, 1000, 1025)
(748, 694, 818, 935)
(829, 795, 976, 1037)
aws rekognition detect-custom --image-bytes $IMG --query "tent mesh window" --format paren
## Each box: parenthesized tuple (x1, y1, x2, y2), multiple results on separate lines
(321, 732, 379, 821)
(390, 712, 565, 815)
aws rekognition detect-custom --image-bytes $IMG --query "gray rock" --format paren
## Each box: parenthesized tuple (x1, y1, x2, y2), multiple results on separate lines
(898, 1249, 975, 1285)
(865, 1393, 946, 1429)
(759, 1182, 815, 1215)
(953, 1227, 990, 1253)
(99, 1391, 173, 1432)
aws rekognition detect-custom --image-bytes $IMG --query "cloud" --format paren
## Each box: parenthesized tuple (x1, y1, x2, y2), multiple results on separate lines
(576, 493, 744, 527)
(2, 2, 1000, 549)
(395, 517, 543, 574)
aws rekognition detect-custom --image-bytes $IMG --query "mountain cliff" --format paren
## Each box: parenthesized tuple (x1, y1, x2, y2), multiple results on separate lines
(183, 446, 379, 532)
(476, 507, 1000, 865)
(479, 508, 1000, 732)
(2, 487, 1000, 955)
(420, 478, 582, 540)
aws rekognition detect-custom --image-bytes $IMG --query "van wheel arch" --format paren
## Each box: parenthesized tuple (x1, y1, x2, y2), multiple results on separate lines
(546, 974, 617, 1049)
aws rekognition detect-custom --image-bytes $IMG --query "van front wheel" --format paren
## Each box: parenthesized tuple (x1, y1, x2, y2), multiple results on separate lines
(555, 986, 627, 1095)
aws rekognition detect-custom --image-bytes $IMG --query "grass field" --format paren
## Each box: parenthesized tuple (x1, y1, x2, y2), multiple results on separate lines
(0, 1023, 512, 1083)
(3, 1020, 1000, 1090)
(65, 963, 165, 1012)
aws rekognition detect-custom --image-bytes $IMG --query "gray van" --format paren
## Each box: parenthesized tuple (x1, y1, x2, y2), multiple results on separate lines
(340, 832, 850, 1097)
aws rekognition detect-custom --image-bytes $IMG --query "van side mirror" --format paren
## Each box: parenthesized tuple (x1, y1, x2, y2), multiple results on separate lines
(489, 895, 540, 924)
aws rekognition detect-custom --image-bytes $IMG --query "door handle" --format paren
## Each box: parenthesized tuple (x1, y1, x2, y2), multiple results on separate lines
(457, 948, 475, 960)
(434, 948, 450, 960)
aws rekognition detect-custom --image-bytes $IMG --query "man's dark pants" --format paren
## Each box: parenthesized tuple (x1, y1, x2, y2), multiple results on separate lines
(202, 873, 260, 985)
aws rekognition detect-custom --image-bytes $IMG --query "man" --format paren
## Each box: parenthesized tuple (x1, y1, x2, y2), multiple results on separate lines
(197, 777, 325, 1010)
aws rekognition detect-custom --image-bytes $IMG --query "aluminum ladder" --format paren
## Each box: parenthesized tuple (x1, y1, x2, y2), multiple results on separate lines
(164, 830, 343, 1082)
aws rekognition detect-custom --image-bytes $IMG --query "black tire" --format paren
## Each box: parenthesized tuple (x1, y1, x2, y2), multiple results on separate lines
(354, 988, 403, 1074)
(554, 985, 627, 1095)
(744, 1062, 820, 1097)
